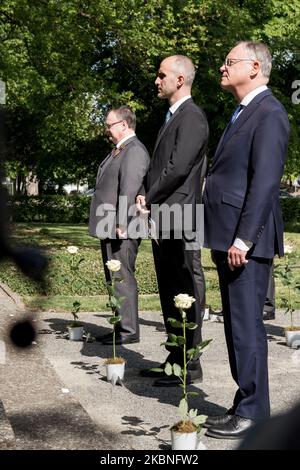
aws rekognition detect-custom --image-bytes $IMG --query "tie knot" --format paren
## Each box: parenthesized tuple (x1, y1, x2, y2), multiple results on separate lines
(231, 104, 244, 124)
(165, 110, 172, 123)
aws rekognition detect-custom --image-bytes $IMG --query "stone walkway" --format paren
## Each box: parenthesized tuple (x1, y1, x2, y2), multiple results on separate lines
(1, 283, 300, 450)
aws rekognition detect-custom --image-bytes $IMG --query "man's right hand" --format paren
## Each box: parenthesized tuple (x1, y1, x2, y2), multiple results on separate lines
(136, 195, 149, 214)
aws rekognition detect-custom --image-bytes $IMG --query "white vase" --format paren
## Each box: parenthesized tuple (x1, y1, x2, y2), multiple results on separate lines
(68, 325, 84, 341)
(285, 329, 300, 348)
(171, 430, 197, 450)
(203, 307, 210, 321)
(106, 362, 125, 382)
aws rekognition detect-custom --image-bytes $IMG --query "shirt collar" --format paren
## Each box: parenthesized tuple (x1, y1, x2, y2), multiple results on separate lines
(116, 132, 136, 148)
(240, 85, 268, 106)
(169, 95, 191, 115)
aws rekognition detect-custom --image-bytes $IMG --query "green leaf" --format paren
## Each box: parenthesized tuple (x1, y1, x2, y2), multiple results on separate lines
(185, 322, 198, 330)
(109, 315, 121, 324)
(109, 297, 118, 309)
(188, 408, 198, 419)
(193, 415, 207, 427)
(187, 391, 199, 397)
(167, 318, 182, 328)
(72, 300, 81, 313)
(106, 284, 114, 296)
(177, 336, 186, 345)
(187, 348, 196, 358)
(168, 333, 178, 343)
(150, 368, 164, 373)
(197, 339, 213, 352)
(173, 363, 182, 377)
(164, 362, 173, 376)
(178, 398, 188, 419)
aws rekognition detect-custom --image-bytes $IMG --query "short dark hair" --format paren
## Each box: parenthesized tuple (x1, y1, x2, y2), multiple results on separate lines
(109, 105, 136, 131)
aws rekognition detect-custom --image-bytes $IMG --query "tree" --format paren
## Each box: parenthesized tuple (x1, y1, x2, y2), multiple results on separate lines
(0, 0, 299, 190)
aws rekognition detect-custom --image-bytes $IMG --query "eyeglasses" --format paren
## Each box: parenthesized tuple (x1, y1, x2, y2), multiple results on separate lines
(105, 120, 123, 130)
(223, 58, 257, 67)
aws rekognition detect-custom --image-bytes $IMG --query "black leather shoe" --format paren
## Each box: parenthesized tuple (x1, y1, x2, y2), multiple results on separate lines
(205, 415, 255, 440)
(140, 364, 166, 378)
(153, 366, 203, 387)
(100, 334, 139, 345)
(95, 332, 113, 342)
(203, 408, 235, 428)
(263, 310, 275, 320)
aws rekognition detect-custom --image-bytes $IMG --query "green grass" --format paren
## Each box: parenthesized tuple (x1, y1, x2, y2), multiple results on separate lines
(24, 294, 162, 313)
(1, 223, 299, 312)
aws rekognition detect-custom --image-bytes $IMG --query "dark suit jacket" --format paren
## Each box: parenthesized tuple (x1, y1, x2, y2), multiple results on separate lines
(145, 98, 209, 232)
(89, 136, 150, 238)
(204, 89, 290, 258)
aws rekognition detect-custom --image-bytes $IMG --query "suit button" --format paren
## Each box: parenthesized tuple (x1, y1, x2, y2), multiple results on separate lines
(207, 172, 211, 176)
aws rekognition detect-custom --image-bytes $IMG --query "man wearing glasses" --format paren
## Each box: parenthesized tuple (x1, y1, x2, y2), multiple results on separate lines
(203, 41, 290, 439)
(89, 106, 149, 344)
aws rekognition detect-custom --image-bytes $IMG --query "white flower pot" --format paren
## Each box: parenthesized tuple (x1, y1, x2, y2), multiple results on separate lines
(106, 362, 125, 382)
(203, 308, 210, 321)
(285, 329, 300, 348)
(68, 325, 84, 341)
(171, 430, 197, 450)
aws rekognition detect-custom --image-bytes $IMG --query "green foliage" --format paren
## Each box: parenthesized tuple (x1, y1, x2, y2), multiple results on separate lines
(0, 0, 299, 187)
(281, 198, 300, 231)
(274, 249, 300, 328)
(9, 194, 91, 223)
(16, 195, 296, 236)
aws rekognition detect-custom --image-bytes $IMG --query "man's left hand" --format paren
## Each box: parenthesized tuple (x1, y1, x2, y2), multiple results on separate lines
(227, 246, 248, 271)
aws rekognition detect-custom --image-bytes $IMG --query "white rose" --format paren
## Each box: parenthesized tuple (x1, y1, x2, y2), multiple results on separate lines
(67, 245, 79, 254)
(106, 259, 121, 272)
(174, 293, 196, 310)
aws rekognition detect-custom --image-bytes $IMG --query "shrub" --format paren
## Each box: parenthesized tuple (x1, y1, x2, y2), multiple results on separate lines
(281, 197, 300, 231)
(9, 195, 90, 223)
(9, 195, 300, 231)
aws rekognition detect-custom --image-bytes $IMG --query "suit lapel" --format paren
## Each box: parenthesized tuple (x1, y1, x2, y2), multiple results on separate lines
(153, 98, 193, 154)
(97, 136, 137, 184)
(212, 89, 272, 165)
(153, 111, 178, 153)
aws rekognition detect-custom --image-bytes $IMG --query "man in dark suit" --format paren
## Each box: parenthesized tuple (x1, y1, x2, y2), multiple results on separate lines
(137, 55, 209, 386)
(89, 106, 149, 344)
(203, 41, 290, 439)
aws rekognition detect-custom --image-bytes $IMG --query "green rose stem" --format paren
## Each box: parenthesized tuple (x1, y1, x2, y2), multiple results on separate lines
(112, 272, 117, 360)
(181, 308, 187, 402)
(160, 293, 212, 432)
(105, 259, 123, 362)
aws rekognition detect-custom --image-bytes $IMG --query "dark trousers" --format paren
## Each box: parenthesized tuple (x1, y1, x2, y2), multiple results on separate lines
(264, 262, 275, 314)
(152, 237, 205, 366)
(213, 250, 272, 420)
(101, 238, 140, 338)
